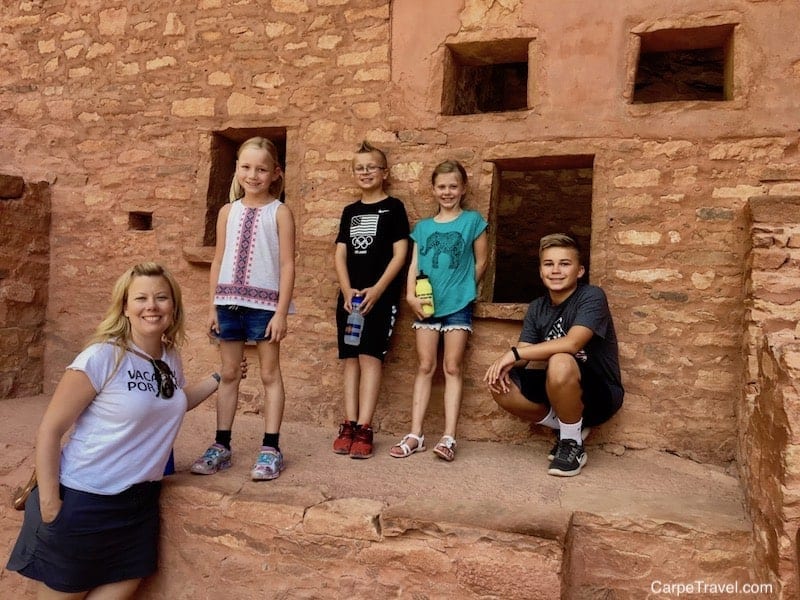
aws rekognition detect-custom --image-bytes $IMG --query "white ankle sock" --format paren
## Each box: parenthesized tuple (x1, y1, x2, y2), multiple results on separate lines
(536, 407, 560, 430)
(559, 418, 584, 445)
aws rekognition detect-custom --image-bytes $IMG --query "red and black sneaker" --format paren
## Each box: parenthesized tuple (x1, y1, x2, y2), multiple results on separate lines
(333, 421, 355, 455)
(349, 424, 374, 459)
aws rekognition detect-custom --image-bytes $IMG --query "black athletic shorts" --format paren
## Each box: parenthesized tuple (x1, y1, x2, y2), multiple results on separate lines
(509, 362, 621, 427)
(336, 293, 398, 361)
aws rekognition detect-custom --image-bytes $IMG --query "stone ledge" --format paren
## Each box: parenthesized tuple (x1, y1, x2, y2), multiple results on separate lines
(182, 245, 214, 265)
(381, 498, 571, 541)
(474, 301, 527, 321)
(565, 512, 755, 598)
(0, 396, 754, 598)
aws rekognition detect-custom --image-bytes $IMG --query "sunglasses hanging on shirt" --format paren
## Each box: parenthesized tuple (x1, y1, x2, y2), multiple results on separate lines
(150, 358, 176, 399)
(127, 347, 177, 399)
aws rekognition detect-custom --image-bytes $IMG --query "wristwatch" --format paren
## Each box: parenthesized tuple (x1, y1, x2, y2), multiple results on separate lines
(511, 346, 521, 361)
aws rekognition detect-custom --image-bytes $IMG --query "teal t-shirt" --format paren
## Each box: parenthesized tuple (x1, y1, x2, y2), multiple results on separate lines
(410, 210, 487, 317)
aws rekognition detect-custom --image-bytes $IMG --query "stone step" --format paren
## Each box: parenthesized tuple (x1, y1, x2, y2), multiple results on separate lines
(1, 397, 754, 599)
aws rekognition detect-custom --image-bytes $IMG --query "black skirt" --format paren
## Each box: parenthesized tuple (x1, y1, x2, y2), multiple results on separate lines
(6, 481, 162, 593)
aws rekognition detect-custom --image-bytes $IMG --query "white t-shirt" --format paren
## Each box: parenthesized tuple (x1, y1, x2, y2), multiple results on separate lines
(59, 342, 187, 495)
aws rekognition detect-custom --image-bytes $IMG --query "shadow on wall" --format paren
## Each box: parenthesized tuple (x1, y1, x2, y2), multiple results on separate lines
(0, 174, 50, 399)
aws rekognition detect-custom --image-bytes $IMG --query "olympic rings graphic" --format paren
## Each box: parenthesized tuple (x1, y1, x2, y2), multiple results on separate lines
(352, 236, 373, 250)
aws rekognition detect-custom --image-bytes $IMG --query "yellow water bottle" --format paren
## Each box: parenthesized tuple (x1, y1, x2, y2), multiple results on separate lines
(415, 271, 435, 316)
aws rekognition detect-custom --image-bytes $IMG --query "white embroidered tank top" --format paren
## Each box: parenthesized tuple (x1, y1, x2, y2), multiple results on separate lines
(214, 199, 294, 313)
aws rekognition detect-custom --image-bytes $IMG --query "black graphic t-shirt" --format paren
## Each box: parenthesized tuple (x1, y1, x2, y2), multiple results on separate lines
(519, 284, 624, 407)
(335, 196, 409, 300)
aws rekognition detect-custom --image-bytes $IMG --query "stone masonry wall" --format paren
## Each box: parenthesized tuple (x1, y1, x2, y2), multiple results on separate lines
(0, 175, 49, 399)
(740, 196, 800, 597)
(0, 1, 799, 466)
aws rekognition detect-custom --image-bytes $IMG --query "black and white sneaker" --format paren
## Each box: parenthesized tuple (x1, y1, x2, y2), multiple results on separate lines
(547, 427, 591, 461)
(547, 439, 587, 477)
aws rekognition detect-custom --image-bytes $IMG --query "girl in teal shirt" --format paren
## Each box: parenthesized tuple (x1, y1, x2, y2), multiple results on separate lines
(390, 160, 488, 462)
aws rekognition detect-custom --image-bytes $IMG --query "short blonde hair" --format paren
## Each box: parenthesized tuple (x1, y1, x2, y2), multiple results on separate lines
(354, 140, 387, 168)
(539, 233, 581, 261)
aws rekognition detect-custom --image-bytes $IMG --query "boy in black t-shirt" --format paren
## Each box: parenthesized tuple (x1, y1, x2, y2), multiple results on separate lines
(484, 234, 623, 476)
(332, 141, 410, 459)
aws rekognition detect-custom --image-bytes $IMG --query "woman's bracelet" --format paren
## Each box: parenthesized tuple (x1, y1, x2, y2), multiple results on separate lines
(211, 372, 221, 384)
(511, 346, 521, 361)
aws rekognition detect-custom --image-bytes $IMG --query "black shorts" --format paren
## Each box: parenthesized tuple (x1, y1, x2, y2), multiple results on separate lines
(6, 482, 161, 593)
(509, 363, 621, 427)
(336, 293, 398, 361)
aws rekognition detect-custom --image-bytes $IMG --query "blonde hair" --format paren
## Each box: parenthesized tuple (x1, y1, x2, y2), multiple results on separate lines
(539, 233, 582, 262)
(430, 160, 469, 214)
(354, 140, 387, 167)
(229, 137, 284, 202)
(431, 159, 468, 187)
(88, 262, 186, 352)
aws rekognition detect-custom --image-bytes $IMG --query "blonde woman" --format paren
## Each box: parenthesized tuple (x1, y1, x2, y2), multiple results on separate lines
(7, 262, 228, 599)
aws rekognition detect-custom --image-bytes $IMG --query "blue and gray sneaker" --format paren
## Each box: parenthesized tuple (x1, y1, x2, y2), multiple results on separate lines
(190, 443, 232, 475)
(250, 446, 285, 481)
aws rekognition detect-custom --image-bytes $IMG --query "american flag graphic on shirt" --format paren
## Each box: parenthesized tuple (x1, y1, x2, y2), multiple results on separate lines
(349, 214, 379, 253)
(350, 214, 379, 236)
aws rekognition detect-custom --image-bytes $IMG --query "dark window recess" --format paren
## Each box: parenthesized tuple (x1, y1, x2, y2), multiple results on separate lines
(633, 24, 734, 104)
(204, 128, 287, 246)
(128, 211, 153, 231)
(442, 39, 531, 116)
(488, 156, 594, 304)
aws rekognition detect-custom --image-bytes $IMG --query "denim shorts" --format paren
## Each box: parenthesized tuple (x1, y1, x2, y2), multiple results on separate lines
(215, 305, 274, 342)
(412, 303, 473, 333)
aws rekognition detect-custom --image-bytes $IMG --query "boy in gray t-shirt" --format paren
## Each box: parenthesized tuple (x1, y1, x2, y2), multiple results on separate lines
(484, 233, 623, 477)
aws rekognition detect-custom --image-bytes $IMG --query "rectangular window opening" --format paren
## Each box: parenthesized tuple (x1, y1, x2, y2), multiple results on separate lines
(204, 127, 287, 246)
(128, 211, 153, 231)
(633, 24, 734, 104)
(442, 38, 531, 116)
(487, 156, 594, 304)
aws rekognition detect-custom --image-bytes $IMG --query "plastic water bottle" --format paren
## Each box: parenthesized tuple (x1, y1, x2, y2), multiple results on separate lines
(415, 271, 435, 316)
(344, 295, 364, 346)
(163, 449, 175, 475)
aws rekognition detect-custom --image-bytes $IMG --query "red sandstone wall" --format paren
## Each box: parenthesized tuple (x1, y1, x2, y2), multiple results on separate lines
(0, 1, 798, 467)
(740, 196, 800, 597)
(0, 175, 49, 399)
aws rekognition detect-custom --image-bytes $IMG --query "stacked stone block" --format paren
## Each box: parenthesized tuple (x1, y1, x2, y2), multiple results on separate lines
(740, 196, 800, 597)
(0, 175, 49, 399)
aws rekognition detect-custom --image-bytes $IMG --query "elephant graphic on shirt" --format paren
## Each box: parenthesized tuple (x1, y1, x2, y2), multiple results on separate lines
(419, 231, 465, 269)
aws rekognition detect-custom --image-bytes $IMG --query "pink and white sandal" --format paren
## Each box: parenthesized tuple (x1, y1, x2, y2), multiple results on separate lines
(433, 436, 457, 462)
(389, 433, 426, 458)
